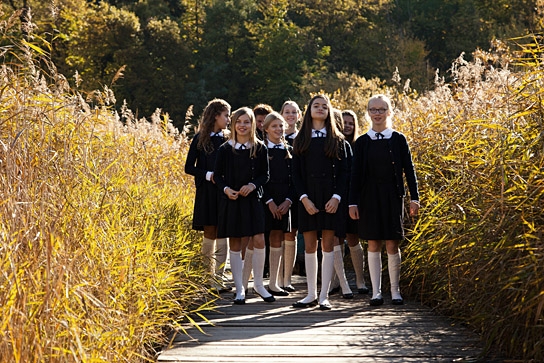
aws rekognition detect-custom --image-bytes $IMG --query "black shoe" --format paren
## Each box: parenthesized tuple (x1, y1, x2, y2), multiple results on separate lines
(392, 298, 404, 305)
(292, 299, 318, 308)
(342, 292, 354, 299)
(319, 301, 332, 310)
(233, 298, 245, 305)
(369, 297, 384, 306)
(357, 286, 370, 294)
(255, 290, 276, 303)
(267, 287, 289, 296)
(328, 286, 341, 295)
(282, 285, 296, 292)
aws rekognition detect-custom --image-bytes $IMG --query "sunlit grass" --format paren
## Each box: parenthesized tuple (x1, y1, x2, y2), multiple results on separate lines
(0, 38, 215, 361)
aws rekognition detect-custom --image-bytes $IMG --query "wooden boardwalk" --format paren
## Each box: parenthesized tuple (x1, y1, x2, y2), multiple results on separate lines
(158, 276, 487, 362)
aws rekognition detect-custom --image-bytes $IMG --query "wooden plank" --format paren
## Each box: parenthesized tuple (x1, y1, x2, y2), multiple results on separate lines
(158, 275, 485, 362)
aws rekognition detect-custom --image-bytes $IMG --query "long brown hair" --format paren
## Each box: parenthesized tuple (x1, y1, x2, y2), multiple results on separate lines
(197, 98, 231, 154)
(341, 109, 359, 144)
(293, 94, 344, 159)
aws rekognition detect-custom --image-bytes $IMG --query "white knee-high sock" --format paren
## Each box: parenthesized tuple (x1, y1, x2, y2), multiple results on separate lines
(242, 248, 254, 291)
(319, 251, 335, 304)
(388, 252, 402, 300)
(215, 238, 228, 278)
(300, 252, 318, 303)
(277, 241, 284, 288)
(349, 243, 367, 289)
(268, 246, 283, 291)
(283, 240, 296, 287)
(368, 251, 382, 299)
(252, 247, 273, 298)
(202, 237, 215, 276)
(333, 245, 352, 295)
(229, 250, 244, 300)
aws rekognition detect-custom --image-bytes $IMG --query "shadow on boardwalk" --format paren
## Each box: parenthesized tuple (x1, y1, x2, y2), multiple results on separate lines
(158, 276, 498, 362)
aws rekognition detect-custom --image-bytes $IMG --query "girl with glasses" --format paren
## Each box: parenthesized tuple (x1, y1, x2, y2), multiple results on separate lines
(349, 94, 420, 306)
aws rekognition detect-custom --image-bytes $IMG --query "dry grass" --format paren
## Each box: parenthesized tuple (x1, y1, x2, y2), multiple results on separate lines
(329, 37, 543, 361)
(0, 35, 215, 361)
(393, 38, 544, 361)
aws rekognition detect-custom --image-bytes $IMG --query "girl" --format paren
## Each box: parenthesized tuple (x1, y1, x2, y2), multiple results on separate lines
(184, 98, 231, 292)
(262, 112, 294, 296)
(292, 95, 349, 311)
(280, 100, 302, 291)
(341, 109, 370, 295)
(349, 94, 420, 306)
(326, 109, 354, 300)
(214, 107, 275, 305)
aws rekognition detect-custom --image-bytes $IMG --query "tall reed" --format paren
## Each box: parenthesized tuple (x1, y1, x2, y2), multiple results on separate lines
(0, 30, 213, 362)
(392, 38, 544, 360)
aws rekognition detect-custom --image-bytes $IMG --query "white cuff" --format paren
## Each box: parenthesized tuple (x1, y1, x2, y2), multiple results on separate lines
(299, 194, 308, 201)
(206, 171, 213, 181)
(265, 198, 273, 204)
(332, 194, 341, 202)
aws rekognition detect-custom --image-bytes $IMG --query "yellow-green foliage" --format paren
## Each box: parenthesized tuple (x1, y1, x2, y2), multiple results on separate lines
(0, 43, 214, 361)
(391, 38, 544, 360)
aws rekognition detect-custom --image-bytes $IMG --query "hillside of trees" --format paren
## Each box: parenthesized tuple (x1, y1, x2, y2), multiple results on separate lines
(2, 0, 541, 129)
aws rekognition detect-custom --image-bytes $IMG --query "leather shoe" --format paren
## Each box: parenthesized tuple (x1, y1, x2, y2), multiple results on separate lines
(233, 298, 245, 305)
(369, 297, 384, 306)
(255, 291, 276, 303)
(328, 286, 341, 295)
(319, 302, 332, 310)
(392, 298, 404, 305)
(267, 287, 289, 296)
(342, 293, 354, 299)
(292, 299, 318, 308)
(358, 286, 370, 294)
(282, 285, 296, 292)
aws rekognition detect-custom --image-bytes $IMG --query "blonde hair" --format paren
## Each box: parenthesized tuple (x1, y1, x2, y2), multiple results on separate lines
(229, 107, 263, 158)
(263, 111, 292, 158)
(366, 94, 394, 128)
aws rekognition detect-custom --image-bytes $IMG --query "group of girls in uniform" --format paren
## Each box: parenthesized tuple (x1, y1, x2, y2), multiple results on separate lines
(184, 93, 419, 309)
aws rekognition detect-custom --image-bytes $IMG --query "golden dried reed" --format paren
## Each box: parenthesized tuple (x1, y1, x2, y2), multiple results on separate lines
(0, 36, 213, 362)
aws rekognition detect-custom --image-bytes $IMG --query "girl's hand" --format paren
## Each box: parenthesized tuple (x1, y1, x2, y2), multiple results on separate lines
(410, 201, 420, 217)
(301, 197, 319, 215)
(349, 206, 359, 220)
(225, 187, 239, 200)
(268, 202, 281, 219)
(276, 200, 291, 216)
(239, 184, 255, 197)
(325, 198, 339, 213)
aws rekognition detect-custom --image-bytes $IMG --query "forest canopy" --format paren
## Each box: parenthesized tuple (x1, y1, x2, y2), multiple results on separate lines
(2, 0, 541, 129)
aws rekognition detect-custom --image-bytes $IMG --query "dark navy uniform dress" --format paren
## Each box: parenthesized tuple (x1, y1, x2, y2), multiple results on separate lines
(263, 142, 295, 232)
(336, 141, 355, 239)
(349, 130, 419, 240)
(285, 132, 298, 230)
(214, 141, 269, 238)
(292, 134, 348, 233)
(184, 132, 226, 230)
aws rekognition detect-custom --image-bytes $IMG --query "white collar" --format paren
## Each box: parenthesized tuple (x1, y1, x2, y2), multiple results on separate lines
(210, 131, 224, 137)
(367, 128, 393, 140)
(312, 127, 327, 138)
(228, 140, 251, 150)
(267, 140, 284, 149)
(285, 130, 298, 139)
